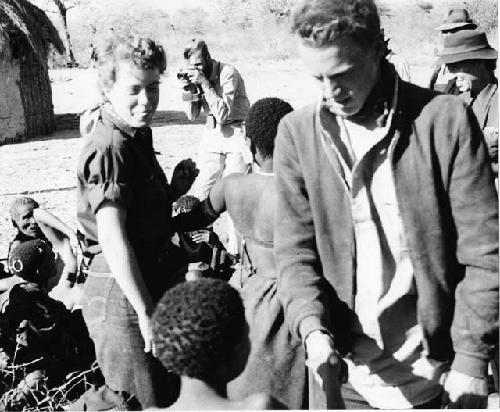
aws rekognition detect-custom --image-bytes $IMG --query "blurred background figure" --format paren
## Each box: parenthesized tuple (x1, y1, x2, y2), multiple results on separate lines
(437, 29, 498, 180)
(382, 29, 411, 82)
(429, 8, 478, 93)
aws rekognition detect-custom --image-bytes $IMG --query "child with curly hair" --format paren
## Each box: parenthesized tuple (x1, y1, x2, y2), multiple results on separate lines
(151, 278, 282, 410)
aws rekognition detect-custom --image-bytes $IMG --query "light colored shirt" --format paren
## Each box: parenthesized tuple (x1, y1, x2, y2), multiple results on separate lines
(386, 51, 411, 82)
(186, 59, 250, 125)
(319, 77, 445, 408)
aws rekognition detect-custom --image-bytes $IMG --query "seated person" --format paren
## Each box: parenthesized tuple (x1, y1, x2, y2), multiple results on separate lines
(151, 278, 282, 410)
(6, 239, 56, 290)
(172, 195, 234, 282)
(6, 197, 80, 308)
(1, 239, 95, 386)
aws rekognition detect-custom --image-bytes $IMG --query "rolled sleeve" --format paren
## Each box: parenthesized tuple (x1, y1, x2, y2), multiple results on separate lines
(84, 145, 133, 214)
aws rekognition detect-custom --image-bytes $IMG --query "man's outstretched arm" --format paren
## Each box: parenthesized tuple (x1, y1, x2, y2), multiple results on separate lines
(273, 118, 347, 393)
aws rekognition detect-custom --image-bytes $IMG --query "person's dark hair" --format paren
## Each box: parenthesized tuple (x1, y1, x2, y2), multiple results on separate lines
(485, 59, 497, 73)
(8, 239, 54, 283)
(183, 39, 211, 62)
(97, 34, 167, 91)
(246, 98, 293, 159)
(291, 0, 381, 49)
(9, 196, 39, 226)
(173, 195, 200, 216)
(152, 279, 246, 381)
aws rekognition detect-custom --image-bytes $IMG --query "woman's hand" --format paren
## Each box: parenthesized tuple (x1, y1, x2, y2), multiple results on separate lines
(442, 370, 488, 408)
(137, 311, 154, 353)
(171, 159, 199, 200)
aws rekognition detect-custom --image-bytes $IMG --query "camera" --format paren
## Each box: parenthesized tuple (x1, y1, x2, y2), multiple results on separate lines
(176, 70, 190, 81)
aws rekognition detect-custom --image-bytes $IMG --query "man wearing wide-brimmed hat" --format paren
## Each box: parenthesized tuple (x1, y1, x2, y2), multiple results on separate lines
(438, 29, 498, 177)
(436, 8, 478, 34)
(429, 8, 478, 93)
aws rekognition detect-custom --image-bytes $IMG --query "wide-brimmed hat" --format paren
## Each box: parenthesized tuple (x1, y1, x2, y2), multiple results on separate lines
(436, 29, 497, 65)
(436, 8, 478, 32)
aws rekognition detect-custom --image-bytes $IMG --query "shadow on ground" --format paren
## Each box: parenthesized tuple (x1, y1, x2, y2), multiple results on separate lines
(55, 110, 206, 130)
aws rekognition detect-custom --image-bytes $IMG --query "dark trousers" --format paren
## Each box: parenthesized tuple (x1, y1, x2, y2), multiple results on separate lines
(81, 274, 179, 409)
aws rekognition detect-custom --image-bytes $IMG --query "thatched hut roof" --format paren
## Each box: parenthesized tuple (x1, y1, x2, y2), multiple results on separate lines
(0, 0, 64, 65)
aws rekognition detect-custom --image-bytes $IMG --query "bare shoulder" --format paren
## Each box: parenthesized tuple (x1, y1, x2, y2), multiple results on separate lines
(221, 172, 250, 190)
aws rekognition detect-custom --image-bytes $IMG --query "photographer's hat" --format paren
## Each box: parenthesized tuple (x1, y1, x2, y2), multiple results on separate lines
(436, 29, 497, 65)
(436, 8, 477, 32)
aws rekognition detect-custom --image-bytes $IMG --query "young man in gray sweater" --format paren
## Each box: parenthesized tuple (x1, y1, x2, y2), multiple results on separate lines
(274, 0, 498, 408)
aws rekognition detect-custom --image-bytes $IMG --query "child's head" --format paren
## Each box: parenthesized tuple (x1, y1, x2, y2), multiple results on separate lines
(8, 239, 55, 284)
(9, 197, 41, 238)
(152, 279, 249, 384)
(245, 98, 293, 163)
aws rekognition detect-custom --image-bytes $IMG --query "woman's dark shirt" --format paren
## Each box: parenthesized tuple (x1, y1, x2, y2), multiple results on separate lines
(77, 105, 173, 274)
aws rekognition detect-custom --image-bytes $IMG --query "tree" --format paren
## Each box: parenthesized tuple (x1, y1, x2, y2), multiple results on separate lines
(29, 0, 89, 66)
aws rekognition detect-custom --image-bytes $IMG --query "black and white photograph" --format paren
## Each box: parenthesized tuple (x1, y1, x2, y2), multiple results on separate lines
(0, 0, 498, 409)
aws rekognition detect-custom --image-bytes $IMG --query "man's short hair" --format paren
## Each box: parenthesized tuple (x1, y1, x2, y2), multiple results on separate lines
(291, 0, 381, 49)
(183, 39, 211, 62)
(9, 197, 39, 223)
(152, 279, 246, 380)
(246, 98, 293, 159)
(97, 34, 167, 91)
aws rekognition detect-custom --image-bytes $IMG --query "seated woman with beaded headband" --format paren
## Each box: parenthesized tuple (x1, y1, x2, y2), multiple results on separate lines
(76, 34, 197, 408)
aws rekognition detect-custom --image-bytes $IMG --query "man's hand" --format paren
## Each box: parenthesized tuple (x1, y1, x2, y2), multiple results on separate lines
(191, 230, 216, 244)
(442, 369, 488, 408)
(305, 330, 347, 409)
(137, 311, 154, 353)
(171, 158, 199, 200)
(188, 67, 210, 89)
(305, 330, 348, 386)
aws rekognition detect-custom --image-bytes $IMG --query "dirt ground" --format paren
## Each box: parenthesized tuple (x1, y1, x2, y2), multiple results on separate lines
(0, 61, 433, 259)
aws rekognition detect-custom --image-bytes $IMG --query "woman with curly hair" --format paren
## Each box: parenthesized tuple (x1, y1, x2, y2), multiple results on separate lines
(152, 278, 280, 410)
(77, 34, 196, 408)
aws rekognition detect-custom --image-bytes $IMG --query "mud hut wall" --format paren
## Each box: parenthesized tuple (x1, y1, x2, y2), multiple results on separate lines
(0, 48, 26, 144)
(18, 50, 56, 140)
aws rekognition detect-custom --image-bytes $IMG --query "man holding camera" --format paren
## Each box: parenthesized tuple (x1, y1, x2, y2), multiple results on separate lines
(180, 39, 251, 255)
